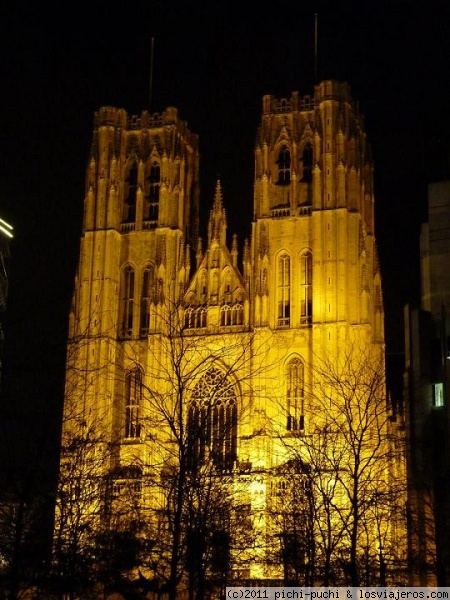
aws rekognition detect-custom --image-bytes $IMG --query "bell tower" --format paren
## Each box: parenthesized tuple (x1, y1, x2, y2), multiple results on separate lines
(252, 80, 383, 349)
(66, 106, 199, 428)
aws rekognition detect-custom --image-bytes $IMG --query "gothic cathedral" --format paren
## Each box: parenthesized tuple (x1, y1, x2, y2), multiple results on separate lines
(56, 80, 407, 588)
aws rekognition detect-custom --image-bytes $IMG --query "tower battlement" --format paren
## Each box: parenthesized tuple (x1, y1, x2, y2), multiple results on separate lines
(94, 105, 197, 145)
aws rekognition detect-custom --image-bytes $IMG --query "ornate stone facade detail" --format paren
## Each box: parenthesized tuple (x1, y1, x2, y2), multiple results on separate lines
(57, 81, 407, 586)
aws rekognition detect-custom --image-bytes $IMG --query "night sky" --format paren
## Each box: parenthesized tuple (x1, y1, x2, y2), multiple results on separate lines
(1, 3, 450, 478)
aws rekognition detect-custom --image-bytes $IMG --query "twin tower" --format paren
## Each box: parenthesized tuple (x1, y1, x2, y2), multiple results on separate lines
(61, 80, 400, 584)
(75, 79, 381, 346)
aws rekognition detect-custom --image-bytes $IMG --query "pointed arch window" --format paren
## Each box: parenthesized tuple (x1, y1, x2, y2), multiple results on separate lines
(184, 306, 207, 329)
(220, 303, 243, 327)
(277, 254, 290, 326)
(220, 304, 232, 327)
(120, 266, 135, 338)
(197, 307, 207, 329)
(188, 367, 237, 473)
(301, 142, 313, 183)
(124, 368, 143, 439)
(233, 303, 244, 326)
(277, 145, 291, 185)
(300, 251, 312, 325)
(140, 264, 155, 336)
(145, 161, 160, 221)
(184, 307, 194, 329)
(124, 161, 138, 222)
(287, 358, 304, 431)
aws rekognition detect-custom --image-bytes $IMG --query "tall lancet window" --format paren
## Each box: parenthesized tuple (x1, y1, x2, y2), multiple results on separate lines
(277, 145, 291, 185)
(287, 358, 304, 431)
(124, 367, 143, 439)
(124, 161, 138, 222)
(300, 251, 313, 325)
(301, 142, 313, 183)
(120, 266, 135, 338)
(220, 303, 244, 327)
(145, 161, 160, 221)
(188, 367, 237, 473)
(140, 264, 155, 336)
(184, 306, 207, 329)
(277, 253, 290, 326)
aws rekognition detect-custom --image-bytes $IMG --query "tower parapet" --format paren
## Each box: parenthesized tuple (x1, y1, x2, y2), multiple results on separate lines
(254, 80, 373, 232)
(87, 105, 199, 244)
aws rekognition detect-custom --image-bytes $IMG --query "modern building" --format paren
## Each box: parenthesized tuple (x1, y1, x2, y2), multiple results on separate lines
(55, 80, 407, 592)
(404, 180, 450, 585)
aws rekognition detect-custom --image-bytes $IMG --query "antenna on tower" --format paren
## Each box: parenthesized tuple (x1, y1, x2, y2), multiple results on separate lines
(149, 37, 155, 112)
(314, 13, 319, 84)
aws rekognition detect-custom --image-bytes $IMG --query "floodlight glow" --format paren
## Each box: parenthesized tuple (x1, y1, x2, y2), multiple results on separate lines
(0, 218, 13, 238)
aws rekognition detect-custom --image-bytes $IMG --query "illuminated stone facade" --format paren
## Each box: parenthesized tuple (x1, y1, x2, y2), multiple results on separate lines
(58, 81, 407, 587)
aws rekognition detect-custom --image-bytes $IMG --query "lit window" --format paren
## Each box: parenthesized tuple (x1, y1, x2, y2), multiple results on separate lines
(125, 368, 143, 439)
(189, 368, 237, 473)
(278, 254, 290, 326)
(433, 383, 444, 408)
(287, 358, 304, 431)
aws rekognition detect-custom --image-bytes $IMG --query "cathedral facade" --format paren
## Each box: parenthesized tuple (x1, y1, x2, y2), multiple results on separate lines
(55, 80, 407, 590)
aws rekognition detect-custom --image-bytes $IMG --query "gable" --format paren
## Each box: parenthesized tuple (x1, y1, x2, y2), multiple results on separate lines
(184, 241, 247, 307)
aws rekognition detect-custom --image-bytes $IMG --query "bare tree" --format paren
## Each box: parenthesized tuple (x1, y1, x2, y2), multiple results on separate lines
(116, 299, 275, 600)
(266, 459, 315, 585)
(0, 478, 47, 600)
(277, 345, 407, 585)
(52, 415, 110, 598)
(0, 409, 56, 600)
(406, 479, 438, 584)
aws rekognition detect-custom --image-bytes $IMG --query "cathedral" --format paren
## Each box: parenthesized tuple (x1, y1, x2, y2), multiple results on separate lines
(55, 80, 407, 591)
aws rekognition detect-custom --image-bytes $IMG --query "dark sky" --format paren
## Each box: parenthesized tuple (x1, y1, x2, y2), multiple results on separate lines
(1, 3, 450, 475)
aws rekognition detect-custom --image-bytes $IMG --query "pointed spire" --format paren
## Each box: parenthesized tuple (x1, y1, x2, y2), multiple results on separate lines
(243, 238, 250, 264)
(231, 233, 238, 268)
(207, 179, 227, 246)
(243, 238, 251, 291)
(196, 236, 203, 269)
(185, 242, 191, 272)
(213, 179, 223, 211)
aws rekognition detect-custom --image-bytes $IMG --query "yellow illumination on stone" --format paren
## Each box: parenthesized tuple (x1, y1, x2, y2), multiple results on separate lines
(55, 81, 408, 589)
